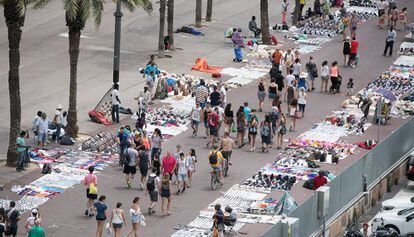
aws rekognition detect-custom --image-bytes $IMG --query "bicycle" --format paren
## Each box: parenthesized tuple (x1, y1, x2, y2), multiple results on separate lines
(210, 168, 222, 190)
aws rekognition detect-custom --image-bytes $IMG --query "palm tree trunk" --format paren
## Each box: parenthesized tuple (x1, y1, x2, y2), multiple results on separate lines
(167, 0, 174, 50)
(292, 0, 301, 26)
(4, 1, 24, 167)
(66, 29, 80, 138)
(260, 0, 271, 44)
(206, 0, 212, 22)
(158, 0, 166, 57)
(195, 0, 202, 27)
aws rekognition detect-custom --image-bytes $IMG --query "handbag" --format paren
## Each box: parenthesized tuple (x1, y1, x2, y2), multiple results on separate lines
(89, 183, 98, 195)
(231, 123, 237, 133)
(139, 214, 146, 226)
(105, 222, 113, 234)
(294, 110, 302, 119)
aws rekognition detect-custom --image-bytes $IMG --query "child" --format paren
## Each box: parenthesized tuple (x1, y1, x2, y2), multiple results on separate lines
(347, 78, 354, 96)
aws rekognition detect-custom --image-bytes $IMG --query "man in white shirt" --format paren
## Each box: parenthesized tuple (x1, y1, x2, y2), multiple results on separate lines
(35, 112, 49, 148)
(285, 70, 296, 86)
(53, 104, 64, 142)
(111, 84, 121, 123)
(191, 102, 202, 137)
(218, 83, 227, 108)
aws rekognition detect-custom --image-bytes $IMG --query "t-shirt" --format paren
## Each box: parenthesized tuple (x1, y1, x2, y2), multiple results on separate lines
(126, 148, 138, 166)
(195, 86, 208, 103)
(220, 87, 227, 104)
(177, 158, 187, 175)
(292, 63, 301, 76)
(36, 118, 49, 134)
(192, 107, 201, 122)
(286, 74, 295, 86)
(28, 226, 46, 237)
(7, 209, 20, 227)
(151, 135, 162, 149)
(94, 202, 107, 220)
(16, 137, 26, 153)
(118, 132, 129, 146)
(54, 110, 63, 124)
(272, 52, 283, 64)
(313, 175, 328, 190)
(275, 74, 285, 90)
(350, 41, 358, 54)
(210, 91, 221, 107)
(320, 65, 330, 77)
(138, 151, 149, 169)
(208, 112, 220, 127)
(162, 156, 176, 174)
(111, 89, 120, 106)
(243, 107, 251, 121)
(330, 66, 338, 77)
(215, 209, 224, 225)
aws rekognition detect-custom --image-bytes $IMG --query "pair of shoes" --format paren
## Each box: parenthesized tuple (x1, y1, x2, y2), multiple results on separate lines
(148, 207, 152, 215)
(89, 213, 94, 217)
(127, 181, 131, 189)
(181, 187, 186, 193)
(229, 162, 232, 165)
(176, 190, 181, 195)
(85, 210, 89, 216)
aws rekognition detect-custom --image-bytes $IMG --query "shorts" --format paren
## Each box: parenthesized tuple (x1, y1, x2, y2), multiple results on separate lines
(123, 165, 137, 174)
(204, 120, 209, 128)
(198, 102, 206, 109)
(177, 173, 187, 182)
(221, 151, 232, 159)
(192, 120, 200, 126)
(211, 165, 222, 171)
(38, 132, 47, 142)
(161, 189, 171, 198)
(268, 93, 277, 100)
(7, 226, 17, 236)
(261, 135, 271, 145)
(86, 188, 98, 200)
(350, 53, 357, 60)
(112, 223, 123, 229)
(321, 75, 329, 82)
(96, 216, 106, 221)
(258, 91, 265, 101)
(209, 126, 218, 136)
(139, 167, 148, 176)
(149, 190, 158, 202)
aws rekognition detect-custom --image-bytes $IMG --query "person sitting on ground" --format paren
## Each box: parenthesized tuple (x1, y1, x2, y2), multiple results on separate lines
(313, 170, 328, 190)
(223, 206, 237, 227)
(176, 26, 204, 36)
(305, 7, 314, 19)
(225, 27, 237, 38)
(248, 16, 261, 37)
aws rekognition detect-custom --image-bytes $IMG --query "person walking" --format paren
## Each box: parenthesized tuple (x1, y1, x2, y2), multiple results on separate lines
(146, 168, 160, 215)
(207, 107, 220, 147)
(231, 29, 244, 62)
(25, 208, 41, 233)
(342, 37, 351, 66)
(247, 109, 259, 152)
(124, 143, 138, 189)
(236, 106, 247, 148)
(5, 201, 20, 237)
(257, 78, 266, 113)
(383, 26, 396, 56)
(268, 106, 280, 146)
(195, 80, 209, 109)
(281, 0, 289, 24)
(320, 61, 330, 92)
(223, 103, 234, 134)
(330, 61, 339, 93)
(284, 48, 294, 75)
(138, 146, 150, 190)
(398, 7, 407, 30)
(349, 12, 358, 39)
(150, 128, 163, 163)
(277, 114, 287, 149)
(306, 56, 318, 91)
(160, 174, 173, 216)
(389, 6, 398, 29)
(202, 103, 212, 139)
(271, 49, 283, 70)
(35, 112, 49, 148)
(186, 149, 197, 187)
(94, 195, 107, 237)
(161, 151, 176, 181)
(275, 70, 285, 94)
(16, 131, 28, 172)
(285, 83, 297, 115)
(349, 37, 359, 67)
(83, 166, 98, 217)
(111, 84, 121, 123)
(291, 58, 302, 81)
(190, 102, 202, 137)
(126, 197, 142, 237)
(109, 202, 126, 237)
(260, 115, 272, 152)
(176, 153, 188, 195)
(209, 86, 221, 108)
(298, 87, 308, 117)
(27, 219, 45, 237)
(268, 78, 278, 111)
(220, 132, 235, 166)
(377, 0, 388, 28)
(289, 99, 299, 131)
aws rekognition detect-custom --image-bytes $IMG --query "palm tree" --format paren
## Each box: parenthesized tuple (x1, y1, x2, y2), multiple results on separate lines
(195, 0, 201, 27)
(292, 0, 301, 26)
(205, 0, 212, 22)
(32, 0, 152, 138)
(2, 0, 26, 166)
(158, 0, 166, 57)
(167, 0, 174, 50)
(260, 0, 271, 44)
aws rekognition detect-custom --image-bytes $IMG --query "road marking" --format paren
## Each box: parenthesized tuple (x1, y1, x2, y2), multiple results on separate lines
(48, 223, 85, 231)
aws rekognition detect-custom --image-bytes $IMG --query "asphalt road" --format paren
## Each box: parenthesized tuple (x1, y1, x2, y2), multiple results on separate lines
(0, 0, 413, 236)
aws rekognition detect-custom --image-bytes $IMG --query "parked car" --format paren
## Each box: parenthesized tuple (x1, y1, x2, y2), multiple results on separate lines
(371, 207, 414, 235)
(381, 196, 414, 211)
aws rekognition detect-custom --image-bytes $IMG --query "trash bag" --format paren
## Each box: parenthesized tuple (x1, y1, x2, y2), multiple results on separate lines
(60, 135, 75, 146)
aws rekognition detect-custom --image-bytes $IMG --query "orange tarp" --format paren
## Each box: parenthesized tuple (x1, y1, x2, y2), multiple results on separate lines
(191, 58, 222, 74)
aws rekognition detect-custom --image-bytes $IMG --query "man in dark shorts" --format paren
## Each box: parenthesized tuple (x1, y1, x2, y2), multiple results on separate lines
(123, 143, 138, 188)
(220, 132, 235, 165)
(146, 167, 160, 215)
(207, 108, 220, 147)
(6, 201, 20, 237)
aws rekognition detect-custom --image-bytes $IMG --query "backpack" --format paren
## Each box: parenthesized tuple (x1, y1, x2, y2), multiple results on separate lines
(209, 151, 218, 165)
(42, 163, 52, 174)
(136, 117, 145, 129)
(60, 135, 74, 145)
(303, 179, 315, 190)
(260, 123, 270, 137)
(268, 112, 279, 124)
(146, 176, 156, 191)
(122, 149, 131, 164)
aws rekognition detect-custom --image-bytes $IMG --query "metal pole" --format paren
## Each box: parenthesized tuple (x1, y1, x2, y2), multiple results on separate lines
(377, 97, 382, 142)
(113, 1, 123, 85)
(322, 216, 326, 237)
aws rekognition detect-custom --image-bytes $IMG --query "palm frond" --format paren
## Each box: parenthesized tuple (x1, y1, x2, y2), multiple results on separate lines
(31, 0, 52, 9)
(119, 0, 134, 12)
(91, 0, 104, 27)
(17, 0, 26, 16)
(63, 0, 79, 22)
(79, 0, 91, 23)
(135, 0, 152, 14)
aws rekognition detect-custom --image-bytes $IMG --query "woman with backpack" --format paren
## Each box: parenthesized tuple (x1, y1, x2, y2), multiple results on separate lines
(248, 109, 259, 152)
(236, 106, 246, 148)
(260, 115, 272, 152)
(277, 114, 287, 149)
(269, 106, 280, 146)
(109, 202, 126, 237)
